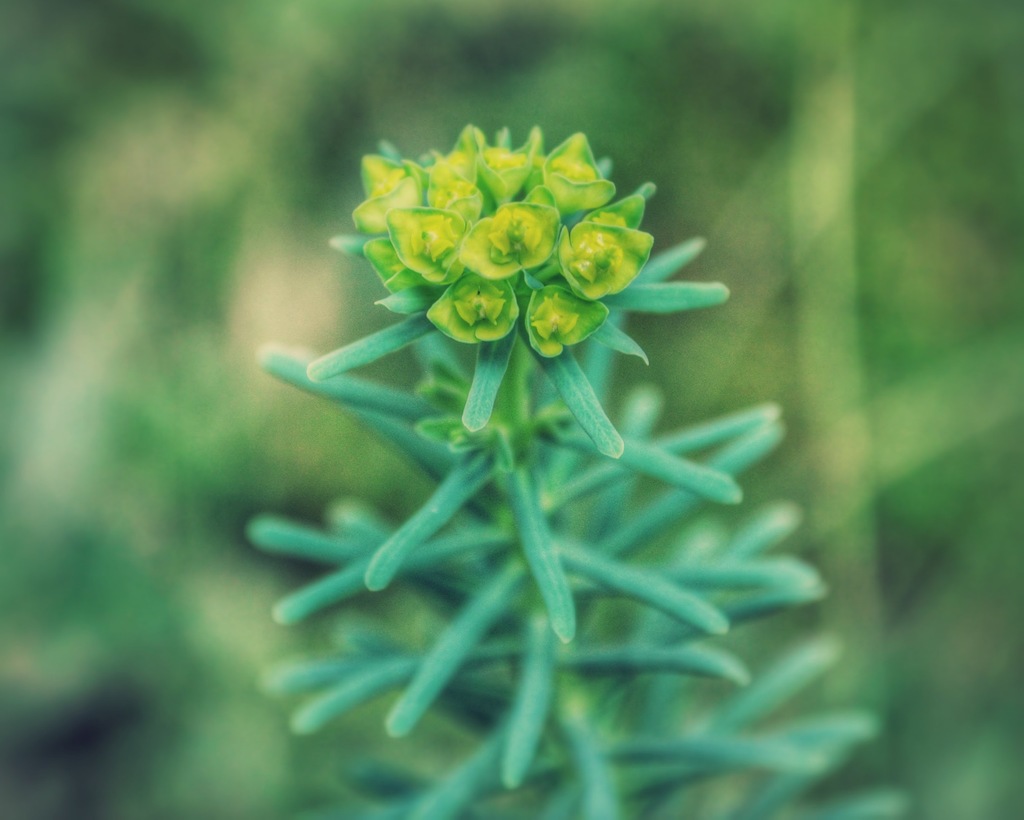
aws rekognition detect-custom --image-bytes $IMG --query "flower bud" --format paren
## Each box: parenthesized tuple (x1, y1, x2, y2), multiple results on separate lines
(460, 201, 559, 280)
(557, 222, 653, 300)
(526, 285, 609, 357)
(475, 127, 543, 205)
(387, 208, 467, 286)
(428, 159, 484, 223)
(363, 238, 430, 292)
(543, 134, 616, 215)
(427, 274, 520, 343)
(352, 156, 424, 234)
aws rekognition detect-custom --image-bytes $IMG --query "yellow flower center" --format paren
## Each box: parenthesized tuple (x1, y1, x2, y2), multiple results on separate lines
(589, 212, 628, 228)
(447, 149, 473, 173)
(530, 293, 579, 340)
(412, 214, 459, 261)
(570, 230, 623, 283)
(434, 179, 477, 209)
(484, 147, 528, 171)
(550, 155, 598, 182)
(488, 206, 544, 260)
(370, 167, 408, 198)
(453, 280, 507, 326)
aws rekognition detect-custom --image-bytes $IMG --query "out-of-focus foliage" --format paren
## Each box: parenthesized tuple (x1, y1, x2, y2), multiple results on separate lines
(1, 1, 1021, 818)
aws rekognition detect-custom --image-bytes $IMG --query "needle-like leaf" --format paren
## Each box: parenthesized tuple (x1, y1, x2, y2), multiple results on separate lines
(635, 237, 706, 284)
(603, 282, 728, 313)
(463, 333, 516, 431)
(508, 469, 576, 642)
(366, 455, 494, 590)
(502, 616, 557, 788)
(386, 565, 523, 737)
(534, 348, 624, 458)
(307, 315, 434, 381)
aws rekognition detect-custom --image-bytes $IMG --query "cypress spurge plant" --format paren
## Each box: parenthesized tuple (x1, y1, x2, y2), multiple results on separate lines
(252, 127, 905, 819)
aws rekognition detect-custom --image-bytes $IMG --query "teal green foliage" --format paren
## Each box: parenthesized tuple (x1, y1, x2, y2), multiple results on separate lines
(252, 130, 903, 818)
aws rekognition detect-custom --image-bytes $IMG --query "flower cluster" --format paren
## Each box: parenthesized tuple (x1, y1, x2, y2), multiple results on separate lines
(353, 126, 654, 357)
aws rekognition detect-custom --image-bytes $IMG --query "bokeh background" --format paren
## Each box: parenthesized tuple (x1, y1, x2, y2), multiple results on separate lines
(2, 1, 1022, 817)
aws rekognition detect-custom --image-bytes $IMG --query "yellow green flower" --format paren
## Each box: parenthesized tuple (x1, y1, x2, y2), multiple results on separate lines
(444, 124, 484, 181)
(427, 159, 483, 223)
(475, 127, 543, 205)
(584, 192, 647, 229)
(362, 238, 429, 292)
(526, 285, 609, 357)
(427, 274, 520, 343)
(352, 155, 425, 234)
(459, 201, 559, 280)
(387, 208, 467, 286)
(557, 222, 654, 300)
(543, 133, 616, 215)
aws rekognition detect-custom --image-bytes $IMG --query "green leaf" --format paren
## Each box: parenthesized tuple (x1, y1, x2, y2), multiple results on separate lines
(565, 644, 749, 685)
(258, 343, 434, 421)
(724, 502, 804, 559)
(533, 348, 623, 458)
(557, 434, 742, 505)
(273, 565, 371, 625)
(730, 773, 820, 820)
(376, 286, 439, 314)
(708, 638, 842, 732)
(610, 734, 825, 772)
(263, 656, 370, 695)
(778, 711, 880, 753)
(634, 181, 657, 199)
(306, 315, 434, 381)
(463, 333, 516, 431)
(508, 469, 576, 642)
(798, 789, 910, 820)
(560, 543, 728, 634)
(410, 729, 506, 820)
(723, 585, 828, 625)
(582, 385, 663, 541)
(290, 657, 417, 734)
(562, 709, 619, 820)
(657, 403, 782, 454)
(275, 525, 512, 624)
(585, 320, 649, 364)
(364, 454, 494, 590)
(635, 237, 707, 283)
(669, 558, 822, 594)
(502, 616, 557, 788)
(540, 788, 581, 820)
(247, 515, 374, 564)
(599, 422, 785, 558)
(603, 281, 729, 313)
(711, 420, 786, 474)
(328, 234, 368, 256)
(386, 565, 523, 736)
(354, 411, 457, 481)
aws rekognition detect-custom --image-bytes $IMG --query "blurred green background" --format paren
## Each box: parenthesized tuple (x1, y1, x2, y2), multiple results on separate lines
(2, 0, 1022, 817)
